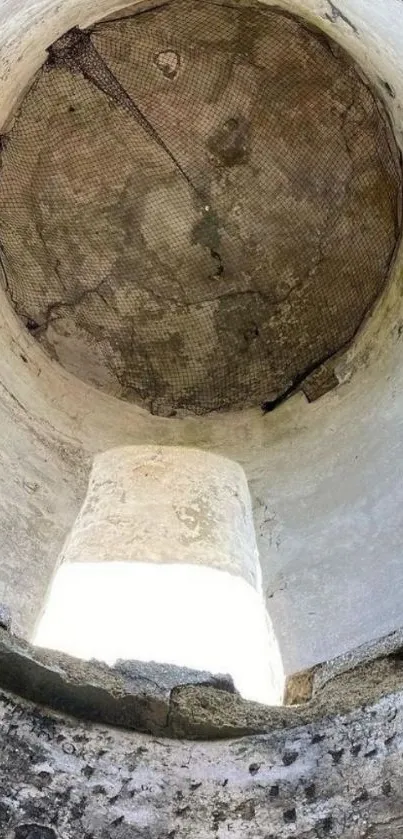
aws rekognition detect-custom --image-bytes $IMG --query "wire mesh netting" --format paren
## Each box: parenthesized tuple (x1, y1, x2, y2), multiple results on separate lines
(0, 0, 400, 415)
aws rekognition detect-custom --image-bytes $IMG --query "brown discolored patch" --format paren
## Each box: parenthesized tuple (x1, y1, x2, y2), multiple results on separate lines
(207, 116, 250, 167)
(302, 364, 339, 403)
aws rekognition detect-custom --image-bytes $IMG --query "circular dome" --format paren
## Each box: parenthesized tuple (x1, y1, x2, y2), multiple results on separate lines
(0, 1, 400, 415)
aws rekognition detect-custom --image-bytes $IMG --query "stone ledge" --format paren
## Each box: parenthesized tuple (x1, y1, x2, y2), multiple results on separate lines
(1, 627, 403, 739)
(0, 629, 236, 737)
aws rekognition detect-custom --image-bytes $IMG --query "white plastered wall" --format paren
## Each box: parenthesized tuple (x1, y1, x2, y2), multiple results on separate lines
(0, 0, 402, 682)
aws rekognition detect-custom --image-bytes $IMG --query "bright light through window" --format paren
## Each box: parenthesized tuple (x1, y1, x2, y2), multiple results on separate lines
(34, 562, 284, 705)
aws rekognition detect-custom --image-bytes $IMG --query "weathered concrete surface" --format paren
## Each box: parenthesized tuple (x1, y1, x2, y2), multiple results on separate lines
(1, 0, 403, 835)
(49, 446, 261, 582)
(0, 1, 399, 415)
(5, 617, 403, 738)
(113, 658, 236, 695)
(1, 656, 403, 836)
(0, 626, 240, 736)
(3, 623, 403, 740)
(0, 0, 402, 697)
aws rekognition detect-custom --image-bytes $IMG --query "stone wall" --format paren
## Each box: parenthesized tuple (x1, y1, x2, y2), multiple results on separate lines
(1, 665, 403, 838)
(0, 0, 403, 834)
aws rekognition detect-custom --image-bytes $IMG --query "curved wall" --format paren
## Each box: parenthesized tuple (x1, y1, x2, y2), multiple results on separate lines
(0, 0, 402, 686)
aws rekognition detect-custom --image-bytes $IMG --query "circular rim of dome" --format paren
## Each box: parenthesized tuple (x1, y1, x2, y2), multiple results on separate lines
(0, 0, 400, 417)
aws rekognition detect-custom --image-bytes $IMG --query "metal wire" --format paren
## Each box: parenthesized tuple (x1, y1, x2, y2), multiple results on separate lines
(0, 0, 400, 415)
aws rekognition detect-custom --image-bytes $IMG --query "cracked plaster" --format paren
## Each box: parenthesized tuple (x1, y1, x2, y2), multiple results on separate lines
(0, 2, 403, 834)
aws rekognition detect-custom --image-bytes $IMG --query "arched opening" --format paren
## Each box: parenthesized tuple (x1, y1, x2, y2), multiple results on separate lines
(34, 446, 284, 705)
